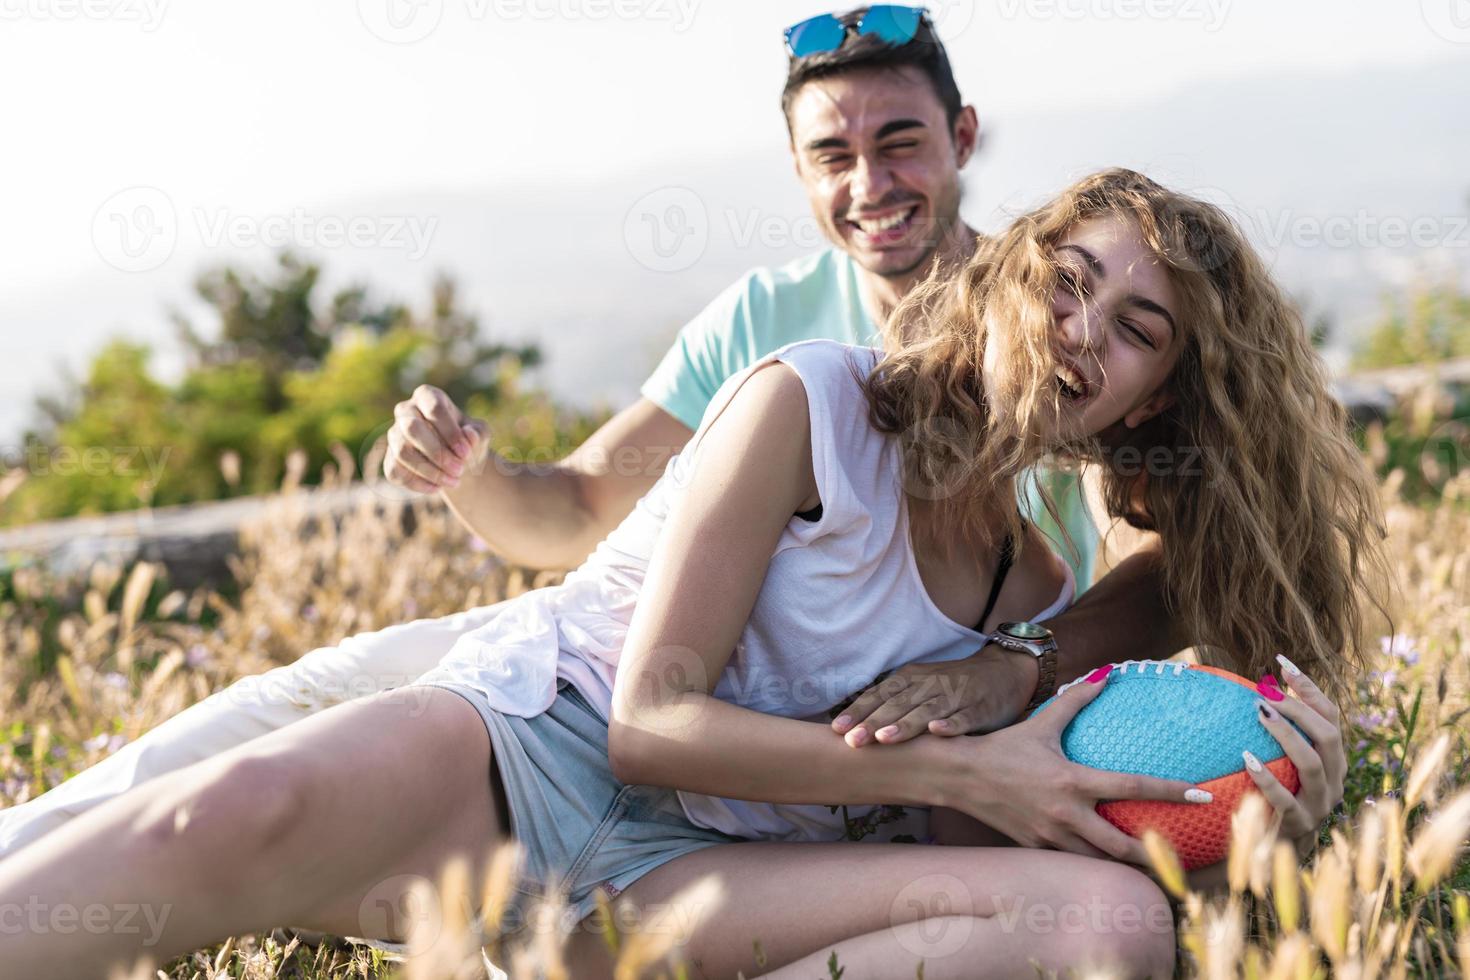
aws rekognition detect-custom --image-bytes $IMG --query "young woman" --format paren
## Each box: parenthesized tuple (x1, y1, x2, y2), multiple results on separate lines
(0, 170, 1386, 979)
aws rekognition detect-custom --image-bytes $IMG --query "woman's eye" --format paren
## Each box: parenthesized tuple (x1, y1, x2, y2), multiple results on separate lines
(1056, 266, 1085, 293)
(1121, 320, 1156, 350)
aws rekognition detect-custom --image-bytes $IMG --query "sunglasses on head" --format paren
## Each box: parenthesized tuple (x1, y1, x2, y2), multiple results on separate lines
(784, 5, 930, 59)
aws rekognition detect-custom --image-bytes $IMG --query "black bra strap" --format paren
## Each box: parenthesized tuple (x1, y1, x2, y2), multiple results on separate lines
(974, 533, 1016, 632)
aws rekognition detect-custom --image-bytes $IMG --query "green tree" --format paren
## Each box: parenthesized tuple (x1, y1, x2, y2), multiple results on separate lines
(1354, 279, 1470, 370)
(2, 256, 585, 527)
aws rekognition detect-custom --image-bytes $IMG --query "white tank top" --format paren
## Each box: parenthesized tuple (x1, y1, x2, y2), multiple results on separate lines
(423, 339, 1073, 842)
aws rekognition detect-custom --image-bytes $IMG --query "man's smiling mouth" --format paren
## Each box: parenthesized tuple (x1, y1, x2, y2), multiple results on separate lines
(846, 204, 920, 245)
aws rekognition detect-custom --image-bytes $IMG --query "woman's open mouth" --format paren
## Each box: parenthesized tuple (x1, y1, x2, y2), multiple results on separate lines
(847, 205, 920, 247)
(1054, 362, 1090, 404)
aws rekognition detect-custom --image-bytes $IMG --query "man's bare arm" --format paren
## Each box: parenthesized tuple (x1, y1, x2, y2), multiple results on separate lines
(1036, 534, 1186, 687)
(386, 386, 694, 570)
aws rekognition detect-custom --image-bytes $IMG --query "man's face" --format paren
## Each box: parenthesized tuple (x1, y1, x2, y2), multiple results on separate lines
(787, 66, 977, 279)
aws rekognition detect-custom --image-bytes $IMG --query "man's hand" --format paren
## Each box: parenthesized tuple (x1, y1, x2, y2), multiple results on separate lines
(830, 645, 1040, 747)
(384, 385, 490, 494)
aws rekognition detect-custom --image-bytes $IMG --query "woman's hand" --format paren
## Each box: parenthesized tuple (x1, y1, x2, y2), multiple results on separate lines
(944, 664, 1213, 867)
(1244, 654, 1347, 855)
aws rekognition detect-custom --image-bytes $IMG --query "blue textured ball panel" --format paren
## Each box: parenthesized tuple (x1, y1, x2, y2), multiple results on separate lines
(1030, 660, 1310, 784)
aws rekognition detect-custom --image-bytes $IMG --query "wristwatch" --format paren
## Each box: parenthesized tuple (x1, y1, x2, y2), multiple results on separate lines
(988, 621, 1058, 715)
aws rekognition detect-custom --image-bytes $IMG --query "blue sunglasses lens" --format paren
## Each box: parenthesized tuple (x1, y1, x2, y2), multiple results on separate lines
(858, 5, 923, 45)
(786, 14, 847, 57)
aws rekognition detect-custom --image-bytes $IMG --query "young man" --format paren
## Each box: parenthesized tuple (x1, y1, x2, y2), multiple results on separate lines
(0, 6, 1179, 859)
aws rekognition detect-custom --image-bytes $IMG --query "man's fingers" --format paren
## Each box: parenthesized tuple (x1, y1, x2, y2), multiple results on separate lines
(460, 418, 491, 464)
(384, 447, 446, 494)
(843, 693, 915, 746)
(871, 695, 961, 745)
(413, 385, 471, 461)
(399, 416, 463, 481)
(831, 673, 908, 736)
(387, 435, 455, 490)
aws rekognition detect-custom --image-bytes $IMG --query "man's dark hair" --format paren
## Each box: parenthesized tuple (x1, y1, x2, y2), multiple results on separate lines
(781, 7, 964, 135)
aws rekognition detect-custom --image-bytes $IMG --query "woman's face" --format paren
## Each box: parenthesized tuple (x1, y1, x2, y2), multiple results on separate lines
(992, 213, 1183, 440)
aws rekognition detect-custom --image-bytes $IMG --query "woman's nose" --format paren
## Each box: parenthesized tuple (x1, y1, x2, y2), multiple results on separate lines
(1056, 307, 1096, 355)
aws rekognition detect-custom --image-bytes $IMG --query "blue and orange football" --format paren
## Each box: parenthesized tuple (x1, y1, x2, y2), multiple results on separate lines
(1029, 659, 1305, 870)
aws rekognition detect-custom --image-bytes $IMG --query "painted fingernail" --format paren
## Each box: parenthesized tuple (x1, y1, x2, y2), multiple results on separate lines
(1242, 749, 1263, 773)
(1257, 700, 1277, 721)
(876, 725, 899, 740)
(1256, 675, 1285, 702)
(1086, 664, 1113, 684)
(1275, 654, 1301, 677)
(833, 714, 852, 729)
(1185, 788, 1214, 804)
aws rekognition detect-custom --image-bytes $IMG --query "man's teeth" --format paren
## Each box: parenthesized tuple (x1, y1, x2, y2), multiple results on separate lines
(854, 207, 916, 234)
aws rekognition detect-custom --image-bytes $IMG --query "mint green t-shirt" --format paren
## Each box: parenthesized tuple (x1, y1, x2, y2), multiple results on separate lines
(640, 247, 1098, 590)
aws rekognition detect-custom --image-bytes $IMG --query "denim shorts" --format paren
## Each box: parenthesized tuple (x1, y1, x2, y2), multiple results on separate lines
(419, 677, 741, 931)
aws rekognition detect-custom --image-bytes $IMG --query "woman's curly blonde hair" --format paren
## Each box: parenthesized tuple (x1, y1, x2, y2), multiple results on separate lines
(864, 168, 1390, 707)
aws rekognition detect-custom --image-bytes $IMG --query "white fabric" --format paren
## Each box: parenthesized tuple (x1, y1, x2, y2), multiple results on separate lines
(0, 599, 517, 857)
(416, 340, 1073, 842)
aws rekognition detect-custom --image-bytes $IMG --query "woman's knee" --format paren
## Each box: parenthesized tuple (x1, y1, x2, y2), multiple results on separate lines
(1056, 863, 1176, 978)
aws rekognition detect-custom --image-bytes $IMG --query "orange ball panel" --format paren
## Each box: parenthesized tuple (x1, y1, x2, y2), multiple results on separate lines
(1097, 755, 1300, 870)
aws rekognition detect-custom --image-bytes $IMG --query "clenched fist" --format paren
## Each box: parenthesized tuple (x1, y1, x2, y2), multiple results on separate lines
(384, 385, 490, 493)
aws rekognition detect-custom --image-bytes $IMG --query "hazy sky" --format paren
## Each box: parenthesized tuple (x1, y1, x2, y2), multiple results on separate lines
(1, 0, 1464, 290)
(1, 0, 1466, 448)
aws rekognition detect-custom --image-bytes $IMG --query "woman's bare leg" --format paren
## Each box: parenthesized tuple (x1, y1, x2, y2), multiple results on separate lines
(0, 686, 503, 979)
(567, 841, 1176, 980)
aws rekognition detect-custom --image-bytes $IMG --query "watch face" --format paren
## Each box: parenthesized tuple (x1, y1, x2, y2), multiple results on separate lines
(1001, 621, 1050, 640)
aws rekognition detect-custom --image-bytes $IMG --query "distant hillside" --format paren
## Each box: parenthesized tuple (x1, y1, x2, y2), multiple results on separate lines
(2, 57, 1465, 443)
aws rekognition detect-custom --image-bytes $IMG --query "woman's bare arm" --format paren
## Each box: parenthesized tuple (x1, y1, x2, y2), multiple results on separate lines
(607, 361, 967, 809)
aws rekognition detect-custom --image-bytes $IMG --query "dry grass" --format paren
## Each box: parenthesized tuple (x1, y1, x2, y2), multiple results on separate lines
(1, 464, 1467, 979)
